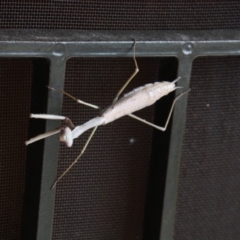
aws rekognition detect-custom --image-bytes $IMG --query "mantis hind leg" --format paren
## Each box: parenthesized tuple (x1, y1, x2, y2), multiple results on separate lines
(128, 89, 191, 131)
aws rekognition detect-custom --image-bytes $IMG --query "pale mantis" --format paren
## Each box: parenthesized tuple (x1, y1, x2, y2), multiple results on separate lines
(26, 40, 190, 188)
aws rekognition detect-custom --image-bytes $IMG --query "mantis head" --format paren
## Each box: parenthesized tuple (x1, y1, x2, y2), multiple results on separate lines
(59, 126, 73, 147)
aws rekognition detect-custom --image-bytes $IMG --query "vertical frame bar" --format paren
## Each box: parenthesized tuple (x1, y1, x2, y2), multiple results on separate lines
(36, 57, 66, 240)
(160, 56, 193, 240)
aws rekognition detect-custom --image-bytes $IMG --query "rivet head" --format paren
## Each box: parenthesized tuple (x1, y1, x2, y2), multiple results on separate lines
(182, 42, 193, 55)
(52, 44, 65, 56)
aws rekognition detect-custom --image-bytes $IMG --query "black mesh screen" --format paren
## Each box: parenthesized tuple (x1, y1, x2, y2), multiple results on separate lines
(1, 1, 240, 30)
(0, 59, 32, 240)
(174, 56, 240, 240)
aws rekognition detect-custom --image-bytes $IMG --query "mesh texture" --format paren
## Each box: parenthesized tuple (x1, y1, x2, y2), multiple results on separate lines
(1, 1, 240, 30)
(174, 56, 240, 240)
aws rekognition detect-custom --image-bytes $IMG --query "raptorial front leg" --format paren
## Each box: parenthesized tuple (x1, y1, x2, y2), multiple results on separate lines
(112, 39, 139, 103)
(25, 113, 74, 145)
(30, 113, 74, 128)
(25, 127, 62, 145)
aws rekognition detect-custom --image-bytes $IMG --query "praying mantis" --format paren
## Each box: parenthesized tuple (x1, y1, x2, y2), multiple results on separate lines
(26, 40, 190, 189)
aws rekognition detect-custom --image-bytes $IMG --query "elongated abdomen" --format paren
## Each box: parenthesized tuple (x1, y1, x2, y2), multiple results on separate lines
(101, 81, 176, 124)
